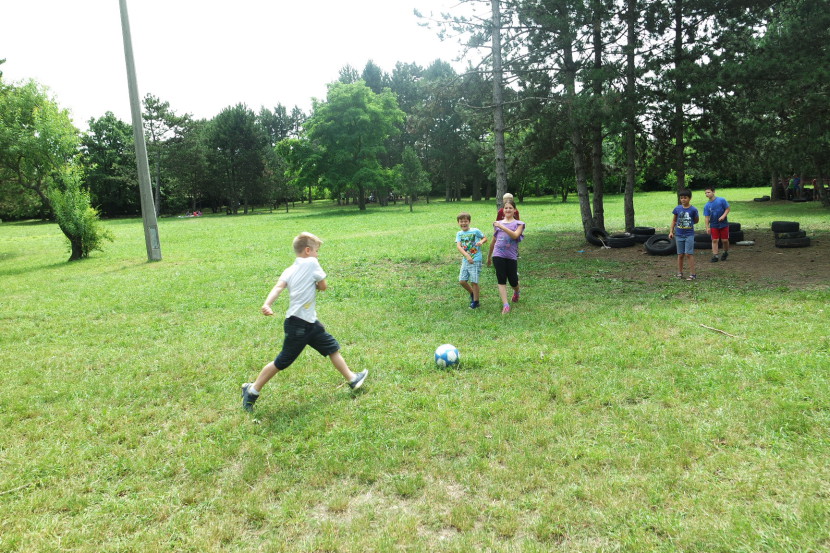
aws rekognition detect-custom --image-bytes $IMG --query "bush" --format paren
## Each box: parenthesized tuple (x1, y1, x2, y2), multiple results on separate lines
(49, 168, 113, 261)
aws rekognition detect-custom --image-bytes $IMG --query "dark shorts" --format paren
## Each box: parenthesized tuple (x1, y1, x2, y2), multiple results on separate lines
(274, 317, 340, 370)
(492, 256, 519, 287)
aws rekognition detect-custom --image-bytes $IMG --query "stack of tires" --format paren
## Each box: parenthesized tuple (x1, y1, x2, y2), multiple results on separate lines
(771, 221, 810, 248)
(585, 228, 637, 248)
(629, 227, 655, 244)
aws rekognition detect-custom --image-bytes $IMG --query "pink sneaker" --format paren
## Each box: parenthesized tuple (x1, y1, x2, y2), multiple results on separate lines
(511, 291, 520, 302)
(501, 304, 511, 314)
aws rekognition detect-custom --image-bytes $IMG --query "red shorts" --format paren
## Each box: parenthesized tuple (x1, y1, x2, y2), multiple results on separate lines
(710, 227, 729, 240)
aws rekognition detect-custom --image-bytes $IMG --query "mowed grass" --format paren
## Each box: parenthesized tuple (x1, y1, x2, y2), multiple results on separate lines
(1, 188, 828, 552)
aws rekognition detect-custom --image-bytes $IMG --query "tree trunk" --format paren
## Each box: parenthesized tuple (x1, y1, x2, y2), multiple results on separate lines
(491, 0, 508, 207)
(673, 0, 686, 193)
(590, 3, 605, 230)
(623, 0, 638, 231)
(562, 27, 592, 233)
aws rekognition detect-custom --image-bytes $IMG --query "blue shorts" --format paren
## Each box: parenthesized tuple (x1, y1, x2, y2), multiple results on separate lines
(675, 235, 695, 255)
(274, 317, 340, 370)
(459, 259, 482, 284)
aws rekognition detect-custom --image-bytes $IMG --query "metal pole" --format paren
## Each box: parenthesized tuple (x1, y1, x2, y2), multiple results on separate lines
(118, 0, 162, 261)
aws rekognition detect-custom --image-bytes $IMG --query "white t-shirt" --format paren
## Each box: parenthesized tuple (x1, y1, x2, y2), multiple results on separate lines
(278, 257, 326, 323)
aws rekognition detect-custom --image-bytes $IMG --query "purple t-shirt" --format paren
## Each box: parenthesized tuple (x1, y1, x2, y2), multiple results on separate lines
(492, 219, 525, 260)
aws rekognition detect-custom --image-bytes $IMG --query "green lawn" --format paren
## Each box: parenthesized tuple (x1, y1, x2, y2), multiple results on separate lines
(1, 188, 828, 552)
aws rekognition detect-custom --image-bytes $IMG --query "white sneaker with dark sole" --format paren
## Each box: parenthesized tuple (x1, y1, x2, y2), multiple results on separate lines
(349, 370, 369, 390)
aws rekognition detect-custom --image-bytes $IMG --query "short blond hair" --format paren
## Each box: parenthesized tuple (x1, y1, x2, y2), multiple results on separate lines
(293, 232, 322, 254)
(502, 193, 514, 202)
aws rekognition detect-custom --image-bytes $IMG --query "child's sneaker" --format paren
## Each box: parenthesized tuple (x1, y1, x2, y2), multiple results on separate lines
(676, 273, 683, 279)
(470, 300, 480, 309)
(710, 255, 719, 262)
(511, 290, 520, 303)
(241, 383, 259, 412)
(721, 251, 728, 261)
(349, 370, 368, 390)
(502, 304, 511, 314)
(686, 274, 697, 281)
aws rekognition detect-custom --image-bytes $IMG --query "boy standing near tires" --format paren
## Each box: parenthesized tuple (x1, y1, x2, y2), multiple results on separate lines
(704, 186, 730, 263)
(668, 189, 699, 281)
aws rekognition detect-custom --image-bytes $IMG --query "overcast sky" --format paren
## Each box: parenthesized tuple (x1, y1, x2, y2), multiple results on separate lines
(1, 0, 474, 130)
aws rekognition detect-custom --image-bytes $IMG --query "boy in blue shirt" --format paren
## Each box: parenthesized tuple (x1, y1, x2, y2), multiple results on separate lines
(668, 189, 700, 281)
(704, 186, 731, 262)
(455, 212, 487, 309)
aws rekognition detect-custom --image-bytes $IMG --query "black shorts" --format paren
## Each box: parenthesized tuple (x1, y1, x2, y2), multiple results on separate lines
(274, 317, 340, 370)
(492, 256, 519, 287)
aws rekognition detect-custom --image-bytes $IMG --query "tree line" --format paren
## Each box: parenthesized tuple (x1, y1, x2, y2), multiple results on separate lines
(1, 0, 827, 236)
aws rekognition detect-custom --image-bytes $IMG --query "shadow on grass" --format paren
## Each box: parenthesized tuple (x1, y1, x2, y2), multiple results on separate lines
(0, 260, 67, 278)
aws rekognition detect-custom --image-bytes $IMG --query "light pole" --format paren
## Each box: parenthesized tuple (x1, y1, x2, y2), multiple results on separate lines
(118, 0, 162, 261)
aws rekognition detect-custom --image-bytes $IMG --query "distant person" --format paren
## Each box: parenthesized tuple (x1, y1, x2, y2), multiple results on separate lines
(455, 212, 487, 309)
(787, 174, 800, 200)
(241, 232, 368, 411)
(496, 193, 521, 221)
(487, 200, 525, 314)
(668, 189, 699, 281)
(704, 186, 730, 263)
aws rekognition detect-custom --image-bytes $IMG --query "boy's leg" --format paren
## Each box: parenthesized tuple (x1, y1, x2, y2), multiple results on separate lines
(329, 351, 355, 381)
(253, 361, 280, 392)
(687, 253, 696, 276)
(471, 282, 480, 301)
(677, 253, 684, 274)
(459, 280, 474, 296)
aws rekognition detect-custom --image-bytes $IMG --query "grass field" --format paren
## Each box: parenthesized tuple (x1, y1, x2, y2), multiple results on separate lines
(1, 187, 828, 552)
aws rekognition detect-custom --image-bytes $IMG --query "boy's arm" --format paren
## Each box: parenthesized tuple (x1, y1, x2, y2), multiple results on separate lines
(316, 278, 327, 291)
(668, 215, 677, 238)
(719, 206, 730, 221)
(704, 214, 711, 230)
(262, 280, 287, 316)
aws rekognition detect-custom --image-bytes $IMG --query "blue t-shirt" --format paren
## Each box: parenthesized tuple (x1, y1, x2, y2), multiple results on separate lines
(703, 197, 729, 229)
(456, 228, 485, 262)
(672, 205, 699, 237)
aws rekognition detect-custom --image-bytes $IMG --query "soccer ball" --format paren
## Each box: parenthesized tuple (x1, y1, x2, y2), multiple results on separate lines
(434, 344, 460, 368)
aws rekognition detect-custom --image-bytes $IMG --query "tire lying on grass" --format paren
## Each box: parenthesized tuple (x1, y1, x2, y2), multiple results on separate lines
(644, 234, 676, 256)
(753, 196, 771, 202)
(609, 233, 636, 248)
(728, 222, 741, 232)
(771, 221, 799, 233)
(775, 236, 811, 248)
(585, 227, 610, 246)
(775, 230, 807, 239)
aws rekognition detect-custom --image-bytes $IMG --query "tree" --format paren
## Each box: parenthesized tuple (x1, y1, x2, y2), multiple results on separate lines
(81, 112, 140, 217)
(143, 94, 187, 216)
(206, 104, 267, 214)
(0, 79, 79, 218)
(394, 146, 431, 211)
(49, 166, 114, 261)
(305, 82, 404, 210)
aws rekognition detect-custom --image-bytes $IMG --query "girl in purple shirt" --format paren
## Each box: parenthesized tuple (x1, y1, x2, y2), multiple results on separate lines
(486, 200, 525, 314)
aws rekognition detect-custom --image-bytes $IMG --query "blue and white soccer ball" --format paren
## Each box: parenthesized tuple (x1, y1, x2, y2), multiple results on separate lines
(434, 344, 460, 368)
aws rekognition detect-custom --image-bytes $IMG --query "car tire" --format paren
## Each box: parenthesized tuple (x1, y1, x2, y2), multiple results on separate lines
(727, 230, 745, 244)
(775, 237, 811, 248)
(728, 222, 741, 232)
(630, 226, 656, 236)
(771, 221, 799, 233)
(644, 234, 676, 256)
(609, 235, 636, 248)
(774, 230, 807, 239)
(586, 227, 610, 247)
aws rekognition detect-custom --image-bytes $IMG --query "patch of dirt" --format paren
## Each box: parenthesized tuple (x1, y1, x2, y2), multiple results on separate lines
(577, 230, 829, 289)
